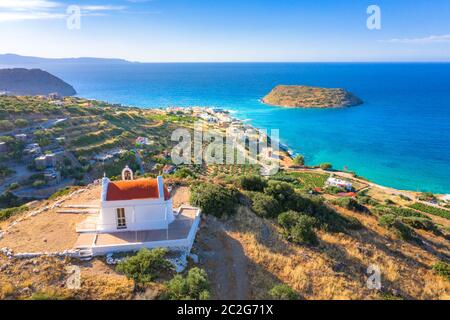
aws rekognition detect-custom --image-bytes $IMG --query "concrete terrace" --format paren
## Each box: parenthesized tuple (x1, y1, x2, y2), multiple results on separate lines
(75, 207, 200, 254)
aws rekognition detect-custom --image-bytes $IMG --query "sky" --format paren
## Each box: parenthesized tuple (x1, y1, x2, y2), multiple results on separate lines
(0, 0, 449, 62)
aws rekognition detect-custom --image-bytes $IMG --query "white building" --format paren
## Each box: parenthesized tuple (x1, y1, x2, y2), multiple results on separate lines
(326, 177, 353, 191)
(98, 166, 174, 232)
(75, 166, 201, 257)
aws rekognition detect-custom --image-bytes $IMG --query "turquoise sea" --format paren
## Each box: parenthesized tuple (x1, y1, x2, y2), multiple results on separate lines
(22, 62, 450, 193)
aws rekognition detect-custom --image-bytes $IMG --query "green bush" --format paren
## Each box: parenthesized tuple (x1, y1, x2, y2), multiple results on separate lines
(432, 261, 450, 281)
(292, 155, 305, 166)
(379, 214, 414, 240)
(0, 205, 28, 221)
(264, 181, 296, 209)
(248, 192, 282, 218)
(116, 248, 172, 284)
(14, 118, 29, 128)
(333, 197, 368, 213)
(319, 163, 332, 170)
(238, 175, 267, 192)
(269, 284, 299, 300)
(290, 216, 318, 245)
(190, 183, 239, 218)
(49, 187, 74, 200)
(165, 267, 210, 300)
(173, 167, 196, 179)
(400, 216, 438, 232)
(278, 210, 318, 245)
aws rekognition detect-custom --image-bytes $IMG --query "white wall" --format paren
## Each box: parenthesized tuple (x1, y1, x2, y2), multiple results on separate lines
(98, 198, 174, 232)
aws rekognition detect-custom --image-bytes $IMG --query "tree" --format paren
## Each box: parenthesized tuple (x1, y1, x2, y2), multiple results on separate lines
(278, 210, 318, 245)
(238, 175, 267, 192)
(319, 163, 332, 170)
(269, 284, 299, 300)
(190, 183, 239, 218)
(249, 192, 282, 218)
(292, 155, 305, 166)
(116, 248, 172, 285)
(165, 267, 211, 300)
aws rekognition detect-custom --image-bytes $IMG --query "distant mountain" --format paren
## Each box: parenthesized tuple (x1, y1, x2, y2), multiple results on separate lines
(0, 53, 133, 66)
(0, 68, 76, 96)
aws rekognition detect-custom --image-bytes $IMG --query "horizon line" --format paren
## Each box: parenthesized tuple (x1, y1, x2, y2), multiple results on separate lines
(1, 53, 450, 64)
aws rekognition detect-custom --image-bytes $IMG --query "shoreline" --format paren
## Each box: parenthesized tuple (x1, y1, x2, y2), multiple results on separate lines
(163, 104, 448, 197)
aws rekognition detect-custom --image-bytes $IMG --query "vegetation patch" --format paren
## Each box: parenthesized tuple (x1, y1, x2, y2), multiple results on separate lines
(190, 183, 240, 218)
(278, 210, 318, 245)
(432, 261, 450, 281)
(268, 284, 299, 300)
(408, 203, 450, 220)
(164, 267, 210, 300)
(116, 248, 172, 285)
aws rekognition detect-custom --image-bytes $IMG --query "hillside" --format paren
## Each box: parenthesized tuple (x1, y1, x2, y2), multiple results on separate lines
(0, 95, 448, 300)
(0, 68, 76, 96)
(0, 54, 132, 66)
(263, 85, 363, 108)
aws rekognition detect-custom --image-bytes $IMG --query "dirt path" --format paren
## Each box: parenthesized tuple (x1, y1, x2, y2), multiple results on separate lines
(196, 217, 250, 300)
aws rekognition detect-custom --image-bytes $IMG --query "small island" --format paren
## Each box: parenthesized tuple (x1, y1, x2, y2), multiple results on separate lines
(262, 85, 363, 108)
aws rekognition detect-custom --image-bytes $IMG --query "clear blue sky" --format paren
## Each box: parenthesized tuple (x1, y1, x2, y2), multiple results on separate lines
(0, 0, 449, 62)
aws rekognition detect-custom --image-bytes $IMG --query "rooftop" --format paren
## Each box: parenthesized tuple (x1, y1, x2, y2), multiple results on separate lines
(106, 178, 170, 201)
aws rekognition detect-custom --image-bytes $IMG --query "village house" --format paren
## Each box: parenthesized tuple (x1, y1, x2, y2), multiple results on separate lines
(326, 177, 353, 191)
(35, 153, 57, 168)
(75, 166, 201, 256)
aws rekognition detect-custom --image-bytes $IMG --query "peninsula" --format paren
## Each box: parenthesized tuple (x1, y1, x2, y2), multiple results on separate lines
(262, 85, 363, 108)
(0, 68, 76, 97)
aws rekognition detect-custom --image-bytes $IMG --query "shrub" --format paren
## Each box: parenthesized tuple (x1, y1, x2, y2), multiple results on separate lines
(292, 155, 304, 166)
(49, 186, 74, 200)
(0, 205, 28, 221)
(31, 291, 65, 300)
(269, 284, 299, 300)
(173, 167, 196, 179)
(333, 197, 368, 213)
(264, 180, 296, 209)
(278, 210, 318, 245)
(418, 192, 436, 201)
(238, 175, 267, 192)
(190, 183, 239, 218)
(401, 216, 438, 232)
(7, 182, 20, 190)
(290, 215, 318, 245)
(14, 118, 29, 127)
(319, 163, 332, 170)
(116, 248, 172, 284)
(432, 261, 450, 281)
(278, 210, 302, 230)
(379, 214, 414, 240)
(165, 267, 210, 300)
(248, 192, 282, 218)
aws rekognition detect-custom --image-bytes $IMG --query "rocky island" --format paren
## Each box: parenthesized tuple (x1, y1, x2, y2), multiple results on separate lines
(0, 68, 76, 96)
(262, 85, 363, 108)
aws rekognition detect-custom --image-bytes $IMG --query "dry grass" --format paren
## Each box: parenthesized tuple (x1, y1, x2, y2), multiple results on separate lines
(222, 206, 450, 300)
(0, 185, 100, 252)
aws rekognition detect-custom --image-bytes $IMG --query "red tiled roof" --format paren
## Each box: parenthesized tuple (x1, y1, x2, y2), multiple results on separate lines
(106, 178, 170, 201)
